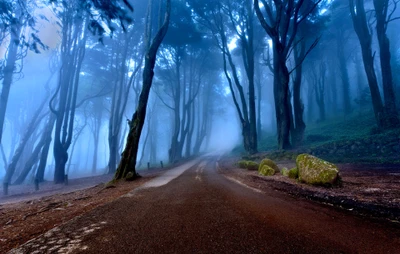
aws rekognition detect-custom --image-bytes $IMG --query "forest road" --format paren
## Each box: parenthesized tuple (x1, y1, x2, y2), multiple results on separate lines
(9, 155, 400, 254)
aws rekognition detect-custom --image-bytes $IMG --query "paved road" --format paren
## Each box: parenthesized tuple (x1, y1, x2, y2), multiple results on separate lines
(10, 156, 400, 253)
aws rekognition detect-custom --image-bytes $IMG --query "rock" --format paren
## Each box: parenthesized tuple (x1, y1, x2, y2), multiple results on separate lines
(296, 154, 339, 185)
(258, 158, 279, 173)
(237, 160, 249, 169)
(281, 167, 289, 176)
(288, 167, 299, 179)
(245, 161, 259, 170)
(237, 160, 259, 170)
(259, 165, 275, 176)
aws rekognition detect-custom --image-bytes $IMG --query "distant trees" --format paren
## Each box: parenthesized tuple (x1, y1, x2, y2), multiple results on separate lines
(190, 0, 259, 154)
(0, 0, 46, 144)
(254, 0, 322, 149)
(349, 0, 399, 129)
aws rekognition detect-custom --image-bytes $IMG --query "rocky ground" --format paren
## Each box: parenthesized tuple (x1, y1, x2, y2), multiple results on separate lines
(218, 155, 400, 223)
(1, 156, 400, 253)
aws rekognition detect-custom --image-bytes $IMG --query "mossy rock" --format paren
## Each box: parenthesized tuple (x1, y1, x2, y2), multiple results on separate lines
(296, 154, 339, 185)
(237, 160, 249, 169)
(281, 167, 289, 177)
(259, 165, 275, 176)
(237, 160, 259, 170)
(288, 167, 299, 179)
(259, 158, 279, 173)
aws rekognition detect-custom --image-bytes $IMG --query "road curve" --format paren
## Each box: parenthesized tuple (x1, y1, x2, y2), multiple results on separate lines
(10, 155, 400, 253)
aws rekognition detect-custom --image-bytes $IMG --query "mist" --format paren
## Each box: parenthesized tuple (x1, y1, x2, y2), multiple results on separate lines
(1, 0, 400, 192)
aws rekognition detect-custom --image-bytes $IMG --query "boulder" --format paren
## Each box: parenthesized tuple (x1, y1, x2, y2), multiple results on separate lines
(237, 160, 259, 170)
(296, 154, 339, 185)
(259, 158, 279, 173)
(259, 165, 275, 176)
(288, 167, 299, 179)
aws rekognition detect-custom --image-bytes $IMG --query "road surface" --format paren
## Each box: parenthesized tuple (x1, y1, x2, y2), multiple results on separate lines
(9, 156, 400, 253)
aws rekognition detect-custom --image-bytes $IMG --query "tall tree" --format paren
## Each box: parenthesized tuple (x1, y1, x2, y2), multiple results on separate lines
(50, 1, 88, 183)
(114, 0, 171, 181)
(254, 0, 322, 149)
(373, 0, 399, 127)
(190, 0, 258, 154)
(349, 0, 385, 128)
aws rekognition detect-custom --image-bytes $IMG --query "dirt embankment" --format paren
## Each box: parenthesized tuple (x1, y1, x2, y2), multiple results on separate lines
(218, 156, 400, 222)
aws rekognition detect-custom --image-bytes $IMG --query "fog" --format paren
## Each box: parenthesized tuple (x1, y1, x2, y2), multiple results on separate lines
(1, 0, 400, 189)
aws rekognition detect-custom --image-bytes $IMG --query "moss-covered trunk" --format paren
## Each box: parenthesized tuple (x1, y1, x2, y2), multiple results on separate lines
(114, 0, 171, 181)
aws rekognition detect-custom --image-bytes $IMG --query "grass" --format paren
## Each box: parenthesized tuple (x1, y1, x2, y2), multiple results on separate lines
(239, 110, 400, 164)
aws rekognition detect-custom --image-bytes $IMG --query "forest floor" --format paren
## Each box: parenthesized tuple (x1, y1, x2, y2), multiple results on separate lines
(0, 169, 166, 253)
(1, 156, 400, 252)
(218, 155, 400, 223)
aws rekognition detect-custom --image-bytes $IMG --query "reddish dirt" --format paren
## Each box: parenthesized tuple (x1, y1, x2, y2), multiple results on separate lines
(1, 157, 400, 253)
(218, 156, 400, 222)
(0, 171, 163, 253)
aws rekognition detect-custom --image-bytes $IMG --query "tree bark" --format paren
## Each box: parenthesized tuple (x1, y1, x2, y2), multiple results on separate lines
(349, 0, 385, 128)
(292, 41, 306, 147)
(373, 0, 399, 127)
(336, 29, 352, 115)
(114, 0, 170, 181)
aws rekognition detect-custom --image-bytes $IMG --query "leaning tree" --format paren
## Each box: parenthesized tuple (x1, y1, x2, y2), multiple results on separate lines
(114, 0, 171, 181)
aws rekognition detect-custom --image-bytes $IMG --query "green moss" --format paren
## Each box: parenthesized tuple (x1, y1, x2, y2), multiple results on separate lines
(259, 158, 279, 173)
(259, 165, 275, 176)
(237, 160, 249, 169)
(281, 167, 289, 176)
(296, 154, 339, 185)
(237, 160, 259, 170)
(288, 167, 299, 179)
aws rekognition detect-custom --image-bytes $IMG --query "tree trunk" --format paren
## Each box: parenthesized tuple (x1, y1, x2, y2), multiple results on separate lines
(350, 0, 385, 128)
(114, 0, 170, 181)
(273, 48, 292, 150)
(0, 20, 22, 144)
(13, 114, 55, 184)
(3, 99, 46, 186)
(292, 41, 306, 147)
(336, 30, 352, 115)
(373, 0, 399, 127)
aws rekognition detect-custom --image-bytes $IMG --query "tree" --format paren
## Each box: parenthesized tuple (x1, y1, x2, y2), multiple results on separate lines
(254, 0, 322, 149)
(50, 1, 89, 183)
(190, 0, 258, 154)
(373, 0, 399, 127)
(349, 0, 385, 128)
(114, 0, 171, 181)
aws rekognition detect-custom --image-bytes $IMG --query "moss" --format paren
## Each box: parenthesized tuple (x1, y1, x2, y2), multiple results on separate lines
(281, 167, 289, 176)
(259, 165, 275, 176)
(296, 154, 339, 185)
(237, 160, 259, 170)
(288, 167, 299, 179)
(246, 161, 259, 170)
(237, 160, 249, 169)
(259, 158, 279, 173)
